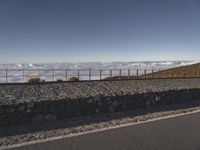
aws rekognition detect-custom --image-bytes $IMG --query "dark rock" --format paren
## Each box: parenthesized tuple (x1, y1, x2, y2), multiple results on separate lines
(44, 114, 57, 121)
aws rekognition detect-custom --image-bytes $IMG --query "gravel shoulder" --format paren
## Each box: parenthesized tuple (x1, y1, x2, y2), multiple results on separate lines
(1, 78, 200, 105)
(1, 100, 200, 148)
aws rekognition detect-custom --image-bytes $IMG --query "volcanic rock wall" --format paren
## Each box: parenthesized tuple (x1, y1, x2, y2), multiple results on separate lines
(1, 78, 200, 126)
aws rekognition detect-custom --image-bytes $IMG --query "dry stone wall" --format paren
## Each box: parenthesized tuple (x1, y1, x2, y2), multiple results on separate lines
(1, 79, 200, 126)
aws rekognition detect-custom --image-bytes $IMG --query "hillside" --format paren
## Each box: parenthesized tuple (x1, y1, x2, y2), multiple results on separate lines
(104, 63, 200, 80)
(148, 63, 200, 78)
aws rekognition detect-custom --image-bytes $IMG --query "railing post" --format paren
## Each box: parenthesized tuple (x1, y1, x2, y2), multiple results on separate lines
(119, 69, 121, 80)
(194, 69, 197, 77)
(23, 69, 25, 82)
(110, 69, 112, 78)
(177, 70, 179, 78)
(144, 69, 146, 79)
(5, 69, 8, 83)
(181, 70, 183, 78)
(136, 69, 138, 79)
(196, 69, 198, 78)
(77, 69, 80, 80)
(159, 69, 161, 78)
(38, 69, 40, 80)
(100, 69, 102, 80)
(52, 69, 54, 81)
(89, 69, 91, 80)
(65, 69, 68, 81)
(128, 69, 130, 79)
(152, 69, 154, 78)
(183, 70, 186, 78)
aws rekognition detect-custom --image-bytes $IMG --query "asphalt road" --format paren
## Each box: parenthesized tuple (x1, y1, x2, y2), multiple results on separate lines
(7, 112, 200, 150)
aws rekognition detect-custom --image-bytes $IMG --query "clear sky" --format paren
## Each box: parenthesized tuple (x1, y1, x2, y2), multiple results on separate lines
(0, 0, 200, 63)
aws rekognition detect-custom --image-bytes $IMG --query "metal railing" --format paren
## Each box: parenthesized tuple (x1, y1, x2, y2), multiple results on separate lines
(0, 68, 199, 83)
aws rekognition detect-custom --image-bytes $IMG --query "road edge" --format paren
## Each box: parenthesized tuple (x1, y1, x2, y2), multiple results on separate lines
(1, 109, 200, 150)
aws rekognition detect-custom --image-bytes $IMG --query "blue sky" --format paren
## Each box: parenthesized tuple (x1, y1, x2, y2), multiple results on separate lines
(0, 0, 200, 63)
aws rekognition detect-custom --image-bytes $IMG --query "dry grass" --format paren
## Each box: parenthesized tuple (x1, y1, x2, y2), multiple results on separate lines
(148, 63, 200, 78)
(68, 76, 79, 81)
(104, 63, 200, 80)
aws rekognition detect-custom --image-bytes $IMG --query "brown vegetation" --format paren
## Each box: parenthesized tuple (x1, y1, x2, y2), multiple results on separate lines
(27, 77, 41, 83)
(104, 63, 200, 80)
(147, 63, 200, 78)
(68, 76, 79, 81)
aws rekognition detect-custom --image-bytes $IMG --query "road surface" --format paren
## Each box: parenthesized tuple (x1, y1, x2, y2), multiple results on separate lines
(6, 112, 200, 150)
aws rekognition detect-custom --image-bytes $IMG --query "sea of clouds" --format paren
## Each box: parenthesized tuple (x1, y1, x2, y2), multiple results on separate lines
(0, 61, 194, 83)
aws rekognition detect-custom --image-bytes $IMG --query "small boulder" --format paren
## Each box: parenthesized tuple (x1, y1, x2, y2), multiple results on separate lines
(44, 114, 57, 121)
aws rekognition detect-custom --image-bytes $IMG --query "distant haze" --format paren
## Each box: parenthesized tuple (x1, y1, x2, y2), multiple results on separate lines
(0, 61, 192, 69)
(0, 0, 200, 63)
(0, 61, 194, 83)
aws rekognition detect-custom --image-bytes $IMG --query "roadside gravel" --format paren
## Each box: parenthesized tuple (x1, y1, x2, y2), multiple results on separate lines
(1, 79, 200, 105)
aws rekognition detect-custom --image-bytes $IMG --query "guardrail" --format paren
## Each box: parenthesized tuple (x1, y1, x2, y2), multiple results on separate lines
(0, 68, 199, 83)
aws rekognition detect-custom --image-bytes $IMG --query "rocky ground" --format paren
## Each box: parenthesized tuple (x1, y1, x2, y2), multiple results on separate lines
(1, 78, 200, 148)
(1, 78, 200, 105)
(1, 100, 200, 148)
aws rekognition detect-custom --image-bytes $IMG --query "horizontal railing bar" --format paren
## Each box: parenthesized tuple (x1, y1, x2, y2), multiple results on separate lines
(0, 68, 199, 84)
